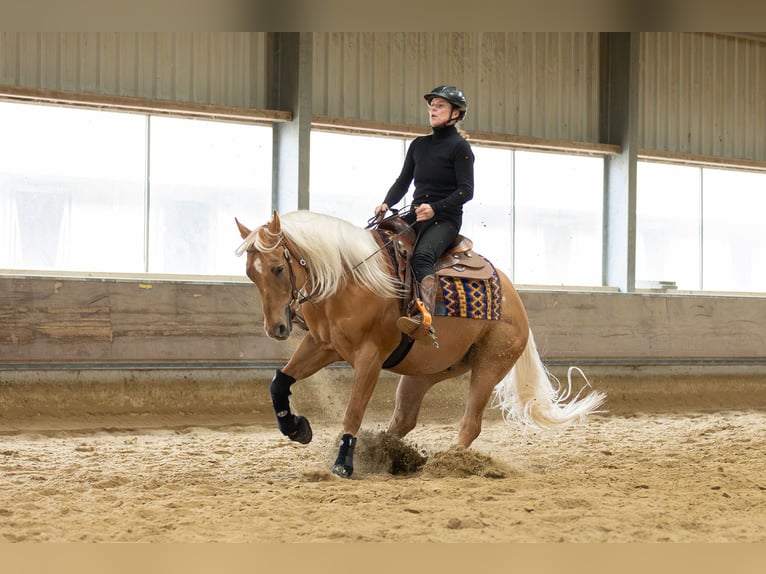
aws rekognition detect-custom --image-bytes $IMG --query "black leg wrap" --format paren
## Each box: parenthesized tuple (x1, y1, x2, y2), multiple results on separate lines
(270, 370, 312, 444)
(270, 369, 296, 413)
(331, 433, 357, 478)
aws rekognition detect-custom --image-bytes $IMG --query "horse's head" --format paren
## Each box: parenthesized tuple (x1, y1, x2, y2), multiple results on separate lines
(236, 211, 298, 341)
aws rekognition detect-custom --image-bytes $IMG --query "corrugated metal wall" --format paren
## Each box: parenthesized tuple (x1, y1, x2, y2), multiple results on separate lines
(640, 32, 766, 161)
(2, 32, 765, 162)
(0, 32, 269, 109)
(312, 32, 602, 143)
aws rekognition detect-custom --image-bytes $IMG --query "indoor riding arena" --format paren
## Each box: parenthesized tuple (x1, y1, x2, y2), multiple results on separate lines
(2, 32, 766, 545)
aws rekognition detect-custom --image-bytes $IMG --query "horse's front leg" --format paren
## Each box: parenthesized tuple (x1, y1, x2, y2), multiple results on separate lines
(272, 334, 341, 444)
(331, 343, 385, 478)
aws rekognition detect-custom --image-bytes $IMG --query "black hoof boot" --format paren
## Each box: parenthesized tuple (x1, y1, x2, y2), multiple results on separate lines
(331, 433, 357, 478)
(277, 412, 313, 445)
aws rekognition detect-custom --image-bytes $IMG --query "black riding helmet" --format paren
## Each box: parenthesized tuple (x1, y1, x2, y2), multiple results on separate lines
(423, 85, 468, 121)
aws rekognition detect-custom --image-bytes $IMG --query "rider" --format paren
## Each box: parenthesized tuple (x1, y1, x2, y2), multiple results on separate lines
(373, 85, 475, 341)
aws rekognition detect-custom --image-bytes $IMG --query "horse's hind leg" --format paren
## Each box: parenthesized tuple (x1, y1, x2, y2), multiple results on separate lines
(457, 331, 527, 448)
(387, 368, 469, 439)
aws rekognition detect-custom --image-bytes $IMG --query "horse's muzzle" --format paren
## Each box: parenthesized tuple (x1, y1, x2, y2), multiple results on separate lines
(271, 322, 291, 340)
(265, 306, 292, 340)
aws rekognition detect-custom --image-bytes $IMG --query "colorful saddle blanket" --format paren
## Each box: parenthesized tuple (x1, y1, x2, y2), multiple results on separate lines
(437, 270, 502, 321)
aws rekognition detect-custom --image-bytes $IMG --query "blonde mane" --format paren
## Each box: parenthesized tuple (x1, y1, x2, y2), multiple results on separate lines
(237, 210, 401, 302)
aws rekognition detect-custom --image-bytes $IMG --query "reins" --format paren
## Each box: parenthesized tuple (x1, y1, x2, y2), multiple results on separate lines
(363, 205, 413, 230)
(296, 205, 415, 301)
(347, 205, 416, 277)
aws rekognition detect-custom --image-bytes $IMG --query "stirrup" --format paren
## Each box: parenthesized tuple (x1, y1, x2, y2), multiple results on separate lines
(412, 299, 432, 330)
(396, 301, 438, 348)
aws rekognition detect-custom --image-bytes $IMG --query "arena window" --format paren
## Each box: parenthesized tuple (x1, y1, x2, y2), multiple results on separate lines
(309, 130, 604, 287)
(0, 101, 272, 276)
(3, 101, 765, 294)
(637, 161, 766, 293)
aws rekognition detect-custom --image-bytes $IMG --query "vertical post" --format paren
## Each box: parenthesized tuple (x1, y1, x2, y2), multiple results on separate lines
(269, 32, 313, 213)
(601, 32, 640, 293)
(143, 115, 151, 272)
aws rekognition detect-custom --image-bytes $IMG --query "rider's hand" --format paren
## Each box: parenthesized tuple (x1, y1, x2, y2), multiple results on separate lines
(415, 203, 434, 222)
(374, 203, 388, 220)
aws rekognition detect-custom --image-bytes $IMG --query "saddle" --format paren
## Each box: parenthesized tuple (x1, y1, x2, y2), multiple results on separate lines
(373, 215, 496, 330)
(374, 216, 496, 285)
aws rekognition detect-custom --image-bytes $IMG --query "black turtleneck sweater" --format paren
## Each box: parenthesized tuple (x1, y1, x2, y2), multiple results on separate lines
(383, 125, 475, 229)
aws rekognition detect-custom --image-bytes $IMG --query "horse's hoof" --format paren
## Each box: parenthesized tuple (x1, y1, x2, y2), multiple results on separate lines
(287, 416, 313, 444)
(331, 463, 353, 478)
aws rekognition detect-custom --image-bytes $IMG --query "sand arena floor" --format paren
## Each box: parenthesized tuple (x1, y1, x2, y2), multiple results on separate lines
(1, 408, 765, 543)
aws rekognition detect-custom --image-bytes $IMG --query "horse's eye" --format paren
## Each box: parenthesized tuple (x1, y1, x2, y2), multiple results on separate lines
(273, 265, 285, 276)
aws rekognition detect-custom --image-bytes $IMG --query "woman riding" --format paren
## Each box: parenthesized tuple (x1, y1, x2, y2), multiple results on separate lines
(373, 85, 475, 342)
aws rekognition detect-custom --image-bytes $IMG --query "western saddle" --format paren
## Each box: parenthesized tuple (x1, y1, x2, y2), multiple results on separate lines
(373, 216, 495, 322)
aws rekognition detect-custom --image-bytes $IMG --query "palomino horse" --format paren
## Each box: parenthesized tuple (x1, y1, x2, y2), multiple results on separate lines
(236, 210, 605, 478)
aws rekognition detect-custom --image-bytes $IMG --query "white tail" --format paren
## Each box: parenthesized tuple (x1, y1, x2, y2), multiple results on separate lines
(492, 329, 606, 431)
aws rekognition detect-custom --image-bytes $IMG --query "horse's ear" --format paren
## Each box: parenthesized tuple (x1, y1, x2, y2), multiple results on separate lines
(268, 210, 281, 235)
(235, 217, 252, 239)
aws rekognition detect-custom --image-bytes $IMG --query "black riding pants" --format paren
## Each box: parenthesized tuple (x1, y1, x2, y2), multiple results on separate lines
(410, 219, 459, 283)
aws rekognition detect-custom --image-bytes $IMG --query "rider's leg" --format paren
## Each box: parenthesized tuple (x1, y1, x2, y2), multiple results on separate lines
(397, 221, 457, 339)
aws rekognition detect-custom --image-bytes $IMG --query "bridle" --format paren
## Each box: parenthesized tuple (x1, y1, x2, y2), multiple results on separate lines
(280, 235, 314, 329)
(248, 231, 313, 330)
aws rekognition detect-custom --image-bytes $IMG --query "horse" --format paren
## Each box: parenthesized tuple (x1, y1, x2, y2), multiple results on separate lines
(235, 209, 606, 478)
